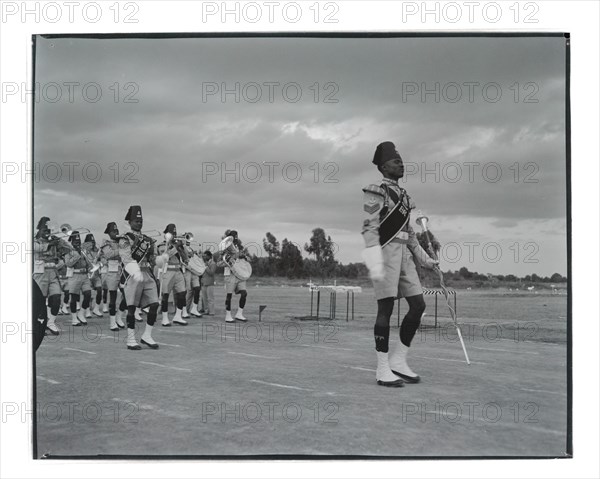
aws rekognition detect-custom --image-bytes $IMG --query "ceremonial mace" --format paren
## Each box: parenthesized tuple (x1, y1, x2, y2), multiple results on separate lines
(416, 211, 471, 365)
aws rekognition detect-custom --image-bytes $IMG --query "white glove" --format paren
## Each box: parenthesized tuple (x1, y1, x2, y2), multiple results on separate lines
(125, 262, 143, 282)
(411, 245, 439, 270)
(361, 246, 385, 281)
(155, 253, 169, 269)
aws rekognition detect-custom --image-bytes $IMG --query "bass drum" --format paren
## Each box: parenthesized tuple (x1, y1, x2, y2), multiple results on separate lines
(187, 255, 207, 276)
(230, 259, 252, 281)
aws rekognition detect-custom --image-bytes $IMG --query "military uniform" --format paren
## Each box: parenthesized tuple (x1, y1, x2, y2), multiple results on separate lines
(362, 141, 437, 388)
(218, 231, 249, 322)
(100, 238, 122, 291)
(119, 205, 161, 350)
(33, 237, 65, 298)
(157, 242, 187, 296)
(362, 178, 433, 300)
(64, 249, 92, 296)
(119, 230, 158, 308)
(220, 242, 248, 294)
(182, 244, 202, 316)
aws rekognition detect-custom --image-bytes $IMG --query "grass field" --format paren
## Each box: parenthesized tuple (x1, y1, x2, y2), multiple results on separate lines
(35, 285, 569, 458)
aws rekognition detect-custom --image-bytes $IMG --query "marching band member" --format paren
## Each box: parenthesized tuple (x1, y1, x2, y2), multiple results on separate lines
(83, 233, 104, 317)
(201, 250, 217, 316)
(361, 141, 438, 387)
(183, 238, 203, 317)
(218, 230, 248, 323)
(64, 230, 93, 326)
(33, 217, 67, 335)
(58, 264, 70, 315)
(157, 224, 189, 327)
(101, 222, 126, 331)
(119, 205, 160, 350)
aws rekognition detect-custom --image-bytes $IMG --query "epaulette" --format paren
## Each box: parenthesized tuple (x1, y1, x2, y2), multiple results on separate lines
(362, 184, 385, 197)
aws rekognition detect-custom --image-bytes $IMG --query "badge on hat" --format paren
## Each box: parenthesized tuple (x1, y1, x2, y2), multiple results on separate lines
(125, 205, 142, 221)
(104, 222, 117, 234)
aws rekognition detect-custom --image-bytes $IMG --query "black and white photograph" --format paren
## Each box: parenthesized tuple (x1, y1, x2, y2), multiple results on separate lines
(2, 2, 600, 477)
(29, 31, 571, 459)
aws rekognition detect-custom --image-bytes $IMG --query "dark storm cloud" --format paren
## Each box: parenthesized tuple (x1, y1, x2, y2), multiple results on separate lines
(33, 35, 567, 273)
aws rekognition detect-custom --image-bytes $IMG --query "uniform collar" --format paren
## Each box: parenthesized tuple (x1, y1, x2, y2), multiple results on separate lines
(382, 178, 400, 187)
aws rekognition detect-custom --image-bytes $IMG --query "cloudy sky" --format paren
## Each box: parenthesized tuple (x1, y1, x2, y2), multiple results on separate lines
(33, 34, 567, 276)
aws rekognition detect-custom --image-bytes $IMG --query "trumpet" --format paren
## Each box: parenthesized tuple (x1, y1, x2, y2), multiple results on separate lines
(50, 223, 90, 238)
(165, 232, 194, 243)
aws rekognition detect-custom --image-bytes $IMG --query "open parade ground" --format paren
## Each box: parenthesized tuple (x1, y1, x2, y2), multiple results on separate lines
(35, 286, 568, 458)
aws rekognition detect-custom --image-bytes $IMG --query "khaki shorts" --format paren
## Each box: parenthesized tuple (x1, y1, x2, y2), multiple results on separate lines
(184, 270, 200, 289)
(372, 239, 423, 300)
(102, 271, 121, 291)
(225, 274, 247, 294)
(90, 273, 102, 289)
(124, 270, 159, 308)
(67, 273, 92, 296)
(33, 269, 63, 297)
(161, 269, 186, 295)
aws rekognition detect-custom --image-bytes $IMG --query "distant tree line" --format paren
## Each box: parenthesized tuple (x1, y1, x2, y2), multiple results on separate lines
(248, 228, 367, 282)
(246, 228, 566, 284)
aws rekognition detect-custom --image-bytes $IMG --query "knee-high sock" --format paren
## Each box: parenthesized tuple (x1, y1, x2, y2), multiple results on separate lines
(400, 294, 426, 347)
(82, 291, 92, 309)
(70, 293, 80, 312)
(48, 294, 61, 316)
(108, 290, 118, 316)
(175, 292, 186, 310)
(147, 303, 159, 326)
(161, 294, 169, 313)
(126, 305, 136, 329)
(374, 297, 394, 352)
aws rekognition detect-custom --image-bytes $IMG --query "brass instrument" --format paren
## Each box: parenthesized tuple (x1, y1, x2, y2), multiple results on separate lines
(80, 247, 101, 278)
(218, 236, 252, 281)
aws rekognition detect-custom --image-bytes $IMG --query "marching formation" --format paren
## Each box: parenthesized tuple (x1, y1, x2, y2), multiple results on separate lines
(34, 141, 440, 386)
(33, 205, 253, 351)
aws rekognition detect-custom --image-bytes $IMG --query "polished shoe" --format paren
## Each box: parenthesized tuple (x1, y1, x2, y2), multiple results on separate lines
(127, 344, 142, 350)
(141, 338, 159, 349)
